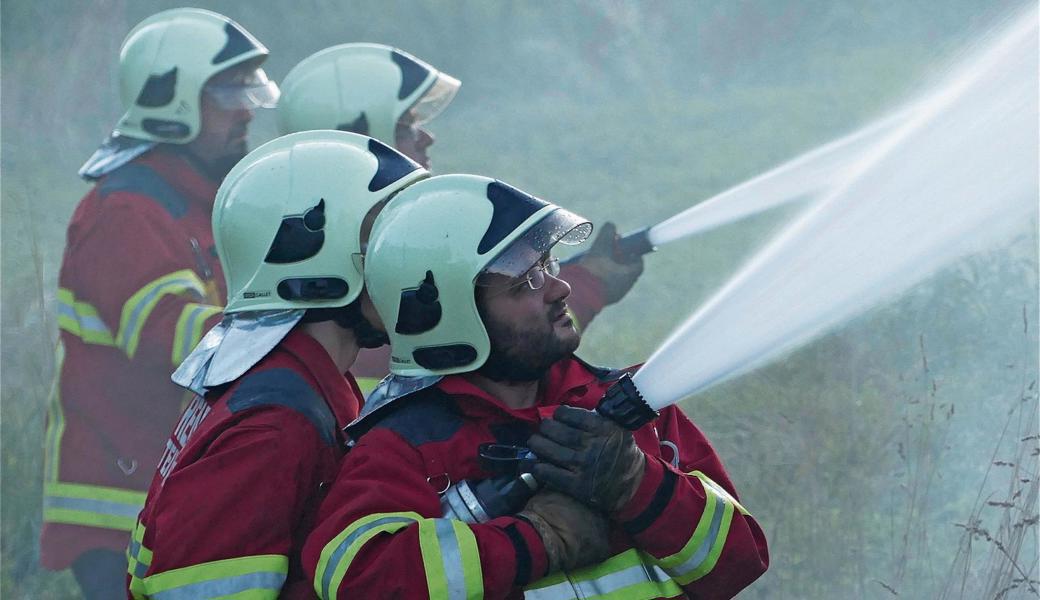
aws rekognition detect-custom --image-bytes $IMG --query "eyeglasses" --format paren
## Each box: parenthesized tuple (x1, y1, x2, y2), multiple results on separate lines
(487, 257, 561, 297)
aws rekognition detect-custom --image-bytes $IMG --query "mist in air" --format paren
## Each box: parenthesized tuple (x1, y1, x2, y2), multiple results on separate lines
(2, 2, 1037, 598)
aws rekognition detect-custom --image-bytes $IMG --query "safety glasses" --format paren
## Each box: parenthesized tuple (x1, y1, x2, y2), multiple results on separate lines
(483, 257, 561, 297)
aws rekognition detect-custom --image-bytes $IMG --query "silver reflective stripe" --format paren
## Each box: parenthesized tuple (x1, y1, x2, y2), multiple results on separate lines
(525, 579, 574, 600)
(120, 278, 200, 351)
(58, 302, 77, 321)
(525, 551, 674, 600)
(150, 571, 284, 600)
(440, 481, 490, 524)
(80, 313, 113, 336)
(134, 557, 149, 580)
(322, 516, 416, 600)
(433, 519, 468, 600)
(669, 491, 725, 578)
(44, 494, 142, 519)
(59, 302, 112, 337)
(128, 539, 150, 577)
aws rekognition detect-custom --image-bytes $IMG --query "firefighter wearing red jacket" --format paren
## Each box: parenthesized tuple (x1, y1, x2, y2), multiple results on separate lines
(303, 174, 769, 599)
(276, 43, 644, 394)
(126, 131, 429, 599)
(42, 9, 278, 598)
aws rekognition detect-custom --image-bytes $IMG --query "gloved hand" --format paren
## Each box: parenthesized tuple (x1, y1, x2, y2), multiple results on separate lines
(528, 405, 647, 512)
(567, 221, 644, 304)
(518, 490, 611, 573)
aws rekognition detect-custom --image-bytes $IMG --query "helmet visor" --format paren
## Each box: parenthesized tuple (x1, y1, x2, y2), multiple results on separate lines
(204, 68, 281, 110)
(402, 72, 460, 126)
(476, 208, 592, 285)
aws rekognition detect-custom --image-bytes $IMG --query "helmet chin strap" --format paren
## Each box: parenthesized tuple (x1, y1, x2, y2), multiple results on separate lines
(302, 300, 388, 349)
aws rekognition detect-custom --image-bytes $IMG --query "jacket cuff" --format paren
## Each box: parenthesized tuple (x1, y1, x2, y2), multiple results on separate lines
(614, 455, 676, 535)
(495, 515, 550, 586)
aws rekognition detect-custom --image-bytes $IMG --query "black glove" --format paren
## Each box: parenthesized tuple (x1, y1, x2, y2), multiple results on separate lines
(568, 221, 644, 304)
(528, 405, 646, 512)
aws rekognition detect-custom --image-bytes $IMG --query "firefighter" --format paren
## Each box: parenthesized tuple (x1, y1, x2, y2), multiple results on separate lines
(302, 174, 769, 599)
(126, 130, 428, 599)
(277, 43, 644, 394)
(42, 9, 277, 598)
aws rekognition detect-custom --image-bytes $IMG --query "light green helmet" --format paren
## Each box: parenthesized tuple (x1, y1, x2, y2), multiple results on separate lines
(113, 8, 276, 143)
(214, 130, 429, 313)
(365, 174, 592, 376)
(277, 43, 459, 144)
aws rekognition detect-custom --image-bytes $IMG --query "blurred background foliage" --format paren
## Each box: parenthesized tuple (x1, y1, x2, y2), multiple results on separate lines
(2, 0, 1037, 597)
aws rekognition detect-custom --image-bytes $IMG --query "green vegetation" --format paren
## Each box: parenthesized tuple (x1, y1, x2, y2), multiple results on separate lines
(2, 1, 1036, 597)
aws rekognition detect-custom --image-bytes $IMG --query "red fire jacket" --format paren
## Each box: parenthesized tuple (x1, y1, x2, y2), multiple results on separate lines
(42, 147, 226, 569)
(127, 329, 361, 599)
(303, 357, 769, 599)
(349, 264, 607, 395)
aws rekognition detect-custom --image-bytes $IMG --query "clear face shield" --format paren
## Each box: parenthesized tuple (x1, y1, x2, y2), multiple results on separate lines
(475, 208, 593, 288)
(204, 67, 281, 110)
(401, 72, 461, 127)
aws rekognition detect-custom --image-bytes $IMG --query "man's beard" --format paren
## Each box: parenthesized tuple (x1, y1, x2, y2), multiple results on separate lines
(477, 302, 580, 382)
(206, 150, 247, 181)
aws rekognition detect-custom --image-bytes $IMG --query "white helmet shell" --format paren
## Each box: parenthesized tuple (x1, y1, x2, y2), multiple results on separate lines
(365, 174, 591, 376)
(214, 130, 429, 314)
(277, 43, 459, 144)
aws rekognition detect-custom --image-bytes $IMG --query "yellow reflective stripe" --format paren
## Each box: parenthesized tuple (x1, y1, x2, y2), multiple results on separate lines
(689, 470, 749, 515)
(355, 376, 381, 398)
(417, 518, 484, 600)
(44, 341, 66, 483)
(58, 287, 116, 346)
(316, 512, 483, 600)
(117, 269, 205, 359)
(656, 472, 737, 584)
(172, 303, 221, 366)
(127, 520, 153, 597)
(43, 482, 145, 531)
(316, 511, 422, 600)
(524, 548, 681, 600)
(141, 554, 288, 600)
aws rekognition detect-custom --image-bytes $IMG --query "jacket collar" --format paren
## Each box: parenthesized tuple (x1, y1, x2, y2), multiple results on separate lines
(277, 329, 362, 430)
(137, 146, 221, 207)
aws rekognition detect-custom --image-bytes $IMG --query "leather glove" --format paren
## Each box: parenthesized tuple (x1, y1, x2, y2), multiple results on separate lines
(566, 221, 644, 304)
(518, 490, 611, 573)
(528, 405, 647, 512)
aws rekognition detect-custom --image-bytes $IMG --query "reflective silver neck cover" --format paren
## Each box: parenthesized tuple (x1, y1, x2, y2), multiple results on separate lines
(79, 134, 158, 181)
(172, 309, 305, 396)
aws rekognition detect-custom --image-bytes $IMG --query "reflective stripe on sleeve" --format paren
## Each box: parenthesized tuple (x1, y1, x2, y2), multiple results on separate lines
(418, 518, 484, 600)
(57, 288, 116, 346)
(139, 554, 287, 600)
(127, 520, 153, 599)
(656, 471, 742, 584)
(43, 341, 66, 483)
(117, 269, 206, 359)
(315, 512, 483, 600)
(42, 481, 145, 531)
(171, 302, 221, 366)
(524, 548, 681, 600)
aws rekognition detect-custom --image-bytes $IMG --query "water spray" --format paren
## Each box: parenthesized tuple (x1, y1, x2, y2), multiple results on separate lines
(445, 5, 1038, 523)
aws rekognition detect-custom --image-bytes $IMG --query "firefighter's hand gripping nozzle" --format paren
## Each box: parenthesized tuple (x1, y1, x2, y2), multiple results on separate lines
(596, 373, 658, 431)
(440, 444, 539, 524)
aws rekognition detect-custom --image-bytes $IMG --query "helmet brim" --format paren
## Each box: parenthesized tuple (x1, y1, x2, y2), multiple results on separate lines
(403, 72, 460, 127)
(476, 208, 592, 284)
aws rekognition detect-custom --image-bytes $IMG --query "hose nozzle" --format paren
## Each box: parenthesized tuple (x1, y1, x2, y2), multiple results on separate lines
(596, 373, 658, 430)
